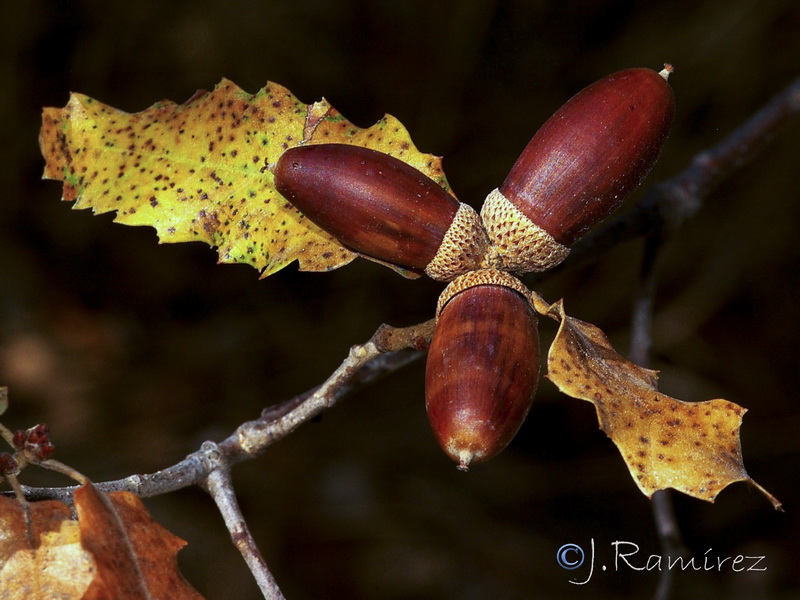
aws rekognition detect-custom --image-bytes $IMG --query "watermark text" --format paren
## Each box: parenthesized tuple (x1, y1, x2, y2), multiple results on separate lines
(556, 539, 766, 585)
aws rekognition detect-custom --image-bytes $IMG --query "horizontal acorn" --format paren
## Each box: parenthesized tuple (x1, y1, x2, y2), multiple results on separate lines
(273, 143, 488, 281)
(482, 65, 676, 272)
(425, 269, 540, 470)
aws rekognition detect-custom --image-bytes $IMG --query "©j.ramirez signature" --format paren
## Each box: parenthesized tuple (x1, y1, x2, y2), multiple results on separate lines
(557, 539, 767, 585)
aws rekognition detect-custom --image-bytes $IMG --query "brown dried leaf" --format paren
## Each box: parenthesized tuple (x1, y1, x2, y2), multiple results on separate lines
(0, 486, 205, 599)
(0, 496, 94, 599)
(76, 483, 204, 600)
(543, 299, 780, 508)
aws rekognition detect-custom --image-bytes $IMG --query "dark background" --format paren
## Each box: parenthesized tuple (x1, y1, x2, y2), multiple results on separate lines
(1, 1, 798, 598)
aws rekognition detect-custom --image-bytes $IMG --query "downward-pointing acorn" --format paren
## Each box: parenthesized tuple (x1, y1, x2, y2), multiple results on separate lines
(273, 144, 488, 281)
(425, 270, 540, 470)
(482, 65, 675, 272)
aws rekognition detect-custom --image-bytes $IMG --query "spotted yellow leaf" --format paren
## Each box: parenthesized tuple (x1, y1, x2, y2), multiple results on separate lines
(39, 79, 452, 277)
(541, 299, 780, 509)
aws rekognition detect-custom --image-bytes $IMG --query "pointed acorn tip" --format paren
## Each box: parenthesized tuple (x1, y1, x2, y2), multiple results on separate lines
(456, 449, 473, 472)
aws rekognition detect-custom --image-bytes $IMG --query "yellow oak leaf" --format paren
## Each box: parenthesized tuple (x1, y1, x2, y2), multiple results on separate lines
(541, 299, 780, 509)
(39, 79, 452, 278)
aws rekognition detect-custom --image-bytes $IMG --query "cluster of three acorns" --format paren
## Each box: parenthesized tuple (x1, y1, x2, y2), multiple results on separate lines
(273, 67, 675, 470)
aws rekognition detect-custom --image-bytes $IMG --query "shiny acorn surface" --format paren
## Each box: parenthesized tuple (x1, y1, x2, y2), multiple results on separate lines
(274, 143, 460, 271)
(499, 67, 675, 247)
(425, 280, 540, 469)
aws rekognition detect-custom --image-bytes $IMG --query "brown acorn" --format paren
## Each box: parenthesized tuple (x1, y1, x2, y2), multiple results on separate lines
(425, 269, 540, 469)
(482, 66, 675, 272)
(273, 144, 488, 281)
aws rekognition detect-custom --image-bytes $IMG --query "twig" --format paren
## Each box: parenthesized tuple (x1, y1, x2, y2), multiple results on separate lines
(8, 321, 432, 504)
(650, 490, 687, 600)
(220, 319, 434, 461)
(628, 230, 662, 368)
(200, 443, 285, 600)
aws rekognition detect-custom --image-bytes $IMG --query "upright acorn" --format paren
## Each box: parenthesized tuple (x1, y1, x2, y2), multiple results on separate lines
(425, 270, 540, 470)
(273, 144, 488, 281)
(482, 66, 675, 272)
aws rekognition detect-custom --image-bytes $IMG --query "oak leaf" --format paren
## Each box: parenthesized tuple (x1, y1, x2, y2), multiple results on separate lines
(0, 497, 91, 599)
(0, 484, 204, 599)
(541, 299, 780, 509)
(40, 79, 453, 277)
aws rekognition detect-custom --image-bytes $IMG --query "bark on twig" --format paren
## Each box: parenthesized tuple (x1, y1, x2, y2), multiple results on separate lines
(12, 320, 433, 503)
(201, 448, 285, 600)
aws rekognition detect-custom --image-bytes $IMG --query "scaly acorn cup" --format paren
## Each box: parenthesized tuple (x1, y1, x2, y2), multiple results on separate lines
(273, 144, 488, 281)
(425, 269, 540, 470)
(481, 65, 676, 272)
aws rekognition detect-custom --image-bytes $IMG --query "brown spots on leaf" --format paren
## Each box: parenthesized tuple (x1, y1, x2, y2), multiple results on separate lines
(545, 303, 774, 506)
(41, 80, 450, 278)
(197, 209, 221, 235)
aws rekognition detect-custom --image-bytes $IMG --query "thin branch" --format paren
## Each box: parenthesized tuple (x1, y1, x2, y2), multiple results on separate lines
(628, 230, 661, 368)
(625, 75, 800, 600)
(200, 444, 285, 600)
(221, 319, 433, 462)
(9, 320, 434, 502)
(14, 444, 212, 503)
(650, 490, 687, 600)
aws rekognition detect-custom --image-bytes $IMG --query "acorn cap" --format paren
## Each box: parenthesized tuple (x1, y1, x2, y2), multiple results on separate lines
(479, 188, 569, 273)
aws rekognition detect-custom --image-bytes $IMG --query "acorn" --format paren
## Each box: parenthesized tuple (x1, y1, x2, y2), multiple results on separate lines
(482, 65, 675, 272)
(425, 269, 540, 470)
(273, 143, 488, 281)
